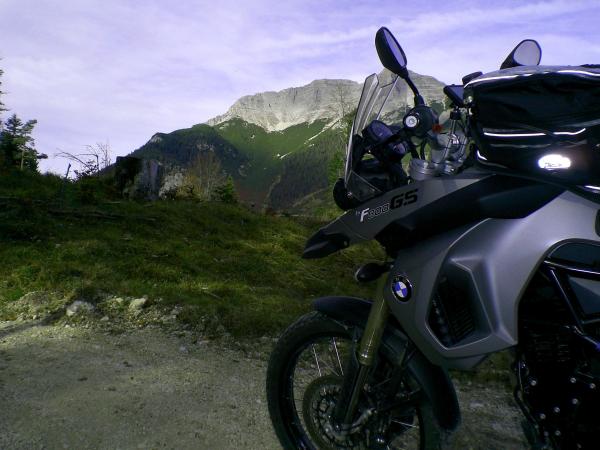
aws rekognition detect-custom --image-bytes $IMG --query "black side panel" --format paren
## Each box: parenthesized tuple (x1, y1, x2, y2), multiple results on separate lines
(549, 242, 600, 268)
(303, 231, 350, 259)
(376, 175, 563, 253)
(312, 296, 461, 431)
(567, 277, 600, 316)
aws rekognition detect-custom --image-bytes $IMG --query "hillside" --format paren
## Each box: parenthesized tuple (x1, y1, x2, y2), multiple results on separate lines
(0, 176, 527, 450)
(129, 124, 246, 175)
(127, 72, 446, 210)
(212, 118, 330, 206)
(0, 171, 381, 336)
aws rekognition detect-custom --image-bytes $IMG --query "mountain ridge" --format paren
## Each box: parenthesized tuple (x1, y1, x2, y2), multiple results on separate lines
(206, 70, 446, 132)
(128, 72, 447, 209)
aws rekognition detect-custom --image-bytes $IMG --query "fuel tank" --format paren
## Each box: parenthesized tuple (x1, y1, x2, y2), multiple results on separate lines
(304, 167, 562, 258)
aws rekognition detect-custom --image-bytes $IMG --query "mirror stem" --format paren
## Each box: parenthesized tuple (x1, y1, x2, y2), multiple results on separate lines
(413, 94, 425, 106)
(404, 76, 424, 105)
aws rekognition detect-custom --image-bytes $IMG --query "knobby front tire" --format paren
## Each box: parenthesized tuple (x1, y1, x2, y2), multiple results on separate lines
(266, 311, 447, 449)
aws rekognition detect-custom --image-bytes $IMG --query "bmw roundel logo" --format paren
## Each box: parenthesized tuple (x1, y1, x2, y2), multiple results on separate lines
(391, 275, 412, 302)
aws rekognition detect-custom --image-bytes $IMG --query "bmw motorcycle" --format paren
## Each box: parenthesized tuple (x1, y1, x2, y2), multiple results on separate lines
(266, 27, 600, 449)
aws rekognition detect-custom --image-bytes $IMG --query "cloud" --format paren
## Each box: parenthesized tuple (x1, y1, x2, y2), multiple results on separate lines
(0, 0, 598, 173)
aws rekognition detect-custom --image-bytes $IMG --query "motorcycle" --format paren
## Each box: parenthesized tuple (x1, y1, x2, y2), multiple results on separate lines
(266, 26, 600, 449)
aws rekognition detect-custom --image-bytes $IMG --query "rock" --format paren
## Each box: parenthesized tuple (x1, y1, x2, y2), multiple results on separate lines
(115, 156, 164, 201)
(66, 300, 95, 317)
(7, 291, 65, 318)
(100, 316, 110, 322)
(113, 297, 125, 305)
(159, 172, 184, 198)
(207, 79, 362, 132)
(169, 306, 182, 317)
(161, 315, 175, 324)
(206, 73, 446, 132)
(179, 346, 188, 354)
(129, 298, 148, 311)
(18, 291, 50, 306)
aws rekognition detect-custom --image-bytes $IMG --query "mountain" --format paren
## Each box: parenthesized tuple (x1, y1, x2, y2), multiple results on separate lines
(128, 71, 446, 209)
(206, 71, 446, 132)
(207, 79, 362, 132)
(130, 124, 246, 175)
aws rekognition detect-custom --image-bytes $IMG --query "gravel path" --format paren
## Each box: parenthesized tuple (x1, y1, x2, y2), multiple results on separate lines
(0, 321, 529, 449)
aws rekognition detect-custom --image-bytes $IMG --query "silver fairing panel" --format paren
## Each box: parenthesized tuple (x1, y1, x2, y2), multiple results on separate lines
(315, 171, 488, 246)
(385, 190, 600, 369)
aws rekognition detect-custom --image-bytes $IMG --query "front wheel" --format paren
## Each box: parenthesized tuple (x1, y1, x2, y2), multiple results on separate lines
(266, 311, 446, 449)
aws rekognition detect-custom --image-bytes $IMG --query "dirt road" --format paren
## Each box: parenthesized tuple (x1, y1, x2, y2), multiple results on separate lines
(0, 321, 528, 450)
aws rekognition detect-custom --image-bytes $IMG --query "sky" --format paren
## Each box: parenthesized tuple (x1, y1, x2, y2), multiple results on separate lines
(1, 0, 600, 173)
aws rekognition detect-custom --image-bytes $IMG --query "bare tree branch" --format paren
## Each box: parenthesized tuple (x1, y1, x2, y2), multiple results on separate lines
(55, 141, 112, 179)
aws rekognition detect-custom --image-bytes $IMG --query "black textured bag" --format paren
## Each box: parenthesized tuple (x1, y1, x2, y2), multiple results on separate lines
(465, 66, 600, 186)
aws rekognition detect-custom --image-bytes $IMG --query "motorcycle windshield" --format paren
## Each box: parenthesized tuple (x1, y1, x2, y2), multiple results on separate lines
(344, 71, 404, 202)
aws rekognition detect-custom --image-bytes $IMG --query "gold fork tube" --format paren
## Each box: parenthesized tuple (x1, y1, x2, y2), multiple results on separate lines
(357, 275, 390, 366)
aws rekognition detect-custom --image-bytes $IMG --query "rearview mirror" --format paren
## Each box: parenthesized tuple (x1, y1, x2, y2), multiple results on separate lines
(500, 39, 542, 69)
(375, 27, 408, 78)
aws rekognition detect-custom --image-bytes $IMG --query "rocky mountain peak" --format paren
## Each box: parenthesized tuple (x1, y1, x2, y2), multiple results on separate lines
(207, 71, 446, 132)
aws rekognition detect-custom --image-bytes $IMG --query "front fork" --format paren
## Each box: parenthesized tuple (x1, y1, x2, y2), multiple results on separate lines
(333, 275, 391, 429)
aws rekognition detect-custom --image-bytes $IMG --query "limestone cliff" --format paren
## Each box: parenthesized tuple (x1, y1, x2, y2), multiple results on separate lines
(207, 71, 446, 132)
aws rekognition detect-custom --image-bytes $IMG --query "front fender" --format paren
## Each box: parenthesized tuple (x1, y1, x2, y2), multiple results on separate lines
(313, 296, 461, 432)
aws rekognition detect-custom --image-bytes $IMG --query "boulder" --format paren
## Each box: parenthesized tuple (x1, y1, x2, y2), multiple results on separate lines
(115, 156, 164, 200)
(66, 300, 95, 317)
(128, 297, 148, 312)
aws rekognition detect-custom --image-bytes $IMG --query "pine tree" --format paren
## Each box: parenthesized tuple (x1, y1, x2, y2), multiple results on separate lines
(215, 176, 238, 204)
(0, 113, 39, 171)
(0, 66, 6, 116)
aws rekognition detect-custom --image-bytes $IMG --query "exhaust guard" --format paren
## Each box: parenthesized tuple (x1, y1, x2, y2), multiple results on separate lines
(313, 296, 461, 432)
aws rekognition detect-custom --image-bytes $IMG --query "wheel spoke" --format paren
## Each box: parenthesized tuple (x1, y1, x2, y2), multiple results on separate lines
(392, 419, 418, 429)
(281, 329, 421, 450)
(311, 344, 322, 377)
(332, 337, 344, 376)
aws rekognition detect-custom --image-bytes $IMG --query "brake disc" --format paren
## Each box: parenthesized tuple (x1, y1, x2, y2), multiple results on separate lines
(302, 375, 368, 450)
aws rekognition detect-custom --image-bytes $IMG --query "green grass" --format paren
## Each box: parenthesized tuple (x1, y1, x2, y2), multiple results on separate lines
(0, 170, 382, 336)
(130, 118, 331, 208)
(214, 118, 328, 205)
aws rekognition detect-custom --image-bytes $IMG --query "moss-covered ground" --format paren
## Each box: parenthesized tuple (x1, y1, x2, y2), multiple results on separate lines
(0, 170, 381, 336)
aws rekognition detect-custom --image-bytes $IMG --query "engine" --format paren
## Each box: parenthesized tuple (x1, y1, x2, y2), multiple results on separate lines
(516, 271, 600, 449)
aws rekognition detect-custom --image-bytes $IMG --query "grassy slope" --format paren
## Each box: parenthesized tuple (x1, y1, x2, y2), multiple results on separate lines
(213, 118, 328, 206)
(266, 124, 345, 211)
(124, 118, 331, 209)
(0, 171, 381, 336)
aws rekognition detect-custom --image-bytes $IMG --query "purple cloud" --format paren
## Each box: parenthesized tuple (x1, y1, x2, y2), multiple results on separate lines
(1, 0, 598, 173)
